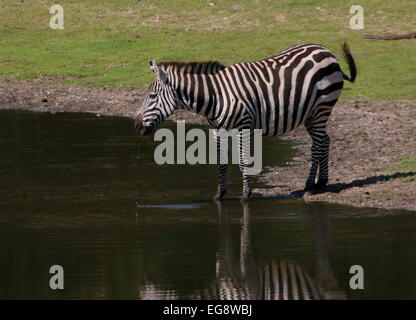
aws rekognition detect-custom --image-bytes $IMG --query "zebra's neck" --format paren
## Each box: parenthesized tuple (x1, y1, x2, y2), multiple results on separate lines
(171, 72, 224, 123)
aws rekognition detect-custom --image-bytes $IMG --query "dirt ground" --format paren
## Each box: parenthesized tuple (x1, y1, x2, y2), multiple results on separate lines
(1, 78, 415, 211)
(257, 99, 416, 212)
(0, 78, 207, 123)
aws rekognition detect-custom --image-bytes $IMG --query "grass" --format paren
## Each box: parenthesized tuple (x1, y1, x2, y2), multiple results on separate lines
(0, 0, 415, 100)
(392, 156, 416, 182)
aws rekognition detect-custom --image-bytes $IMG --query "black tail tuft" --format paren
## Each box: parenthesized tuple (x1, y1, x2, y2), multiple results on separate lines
(341, 42, 357, 83)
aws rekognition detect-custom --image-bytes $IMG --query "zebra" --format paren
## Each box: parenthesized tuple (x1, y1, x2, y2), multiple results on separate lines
(134, 43, 357, 200)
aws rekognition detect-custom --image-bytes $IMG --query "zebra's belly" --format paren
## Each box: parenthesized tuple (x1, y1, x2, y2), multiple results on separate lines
(258, 101, 309, 137)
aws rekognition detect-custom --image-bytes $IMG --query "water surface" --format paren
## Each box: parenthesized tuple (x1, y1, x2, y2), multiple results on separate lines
(0, 110, 415, 299)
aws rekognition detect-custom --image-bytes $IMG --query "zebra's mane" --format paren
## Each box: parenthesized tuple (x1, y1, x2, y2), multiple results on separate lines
(159, 61, 226, 75)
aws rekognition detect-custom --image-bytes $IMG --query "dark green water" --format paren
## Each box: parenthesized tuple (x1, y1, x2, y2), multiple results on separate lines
(0, 110, 415, 300)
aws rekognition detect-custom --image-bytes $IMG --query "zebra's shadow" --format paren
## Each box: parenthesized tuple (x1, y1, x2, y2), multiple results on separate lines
(288, 171, 416, 197)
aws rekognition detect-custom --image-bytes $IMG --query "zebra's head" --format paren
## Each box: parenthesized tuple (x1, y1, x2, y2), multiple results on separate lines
(134, 60, 181, 136)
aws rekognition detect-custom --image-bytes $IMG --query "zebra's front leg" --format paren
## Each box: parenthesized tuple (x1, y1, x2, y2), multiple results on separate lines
(213, 135, 228, 201)
(213, 163, 228, 201)
(239, 130, 252, 200)
(239, 166, 252, 200)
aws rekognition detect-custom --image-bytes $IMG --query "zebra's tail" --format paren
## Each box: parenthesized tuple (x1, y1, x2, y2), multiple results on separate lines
(340, 42, 357, 83)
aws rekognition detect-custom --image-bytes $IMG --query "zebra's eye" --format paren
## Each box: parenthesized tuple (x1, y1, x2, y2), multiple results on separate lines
(148, 92, 157, 99)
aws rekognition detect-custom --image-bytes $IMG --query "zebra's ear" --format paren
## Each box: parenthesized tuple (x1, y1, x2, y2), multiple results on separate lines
(149, 60, 169, 84)
(149, 60, 157, 72)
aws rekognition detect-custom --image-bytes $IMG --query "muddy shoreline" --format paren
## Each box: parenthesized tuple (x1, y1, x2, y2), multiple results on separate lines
(0, 78, 208, 123)
(1, 78, 415, 211)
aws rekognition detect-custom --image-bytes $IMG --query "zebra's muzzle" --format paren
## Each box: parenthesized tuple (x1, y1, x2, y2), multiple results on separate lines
(139, 125, 154, 136)
(135, 121, 155, 136)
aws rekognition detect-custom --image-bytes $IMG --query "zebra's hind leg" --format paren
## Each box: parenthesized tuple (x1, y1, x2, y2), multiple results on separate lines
(316, 133, 330, 188)
(304, 113, 332, 191)
(304, 137, 320, 191)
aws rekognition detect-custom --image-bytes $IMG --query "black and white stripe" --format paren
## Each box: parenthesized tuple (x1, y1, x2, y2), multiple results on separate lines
(135, 43, 357, 199)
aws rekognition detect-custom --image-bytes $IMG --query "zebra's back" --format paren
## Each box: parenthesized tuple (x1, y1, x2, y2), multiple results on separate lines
(221, 44, 344, 135)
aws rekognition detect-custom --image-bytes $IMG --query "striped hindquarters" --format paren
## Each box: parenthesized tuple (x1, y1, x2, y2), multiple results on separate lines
(220, 44, 344, 135)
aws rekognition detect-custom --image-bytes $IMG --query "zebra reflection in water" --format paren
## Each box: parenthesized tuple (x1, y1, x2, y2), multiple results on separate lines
(139, 201, 346, 300)
(197, 201, 346, 300)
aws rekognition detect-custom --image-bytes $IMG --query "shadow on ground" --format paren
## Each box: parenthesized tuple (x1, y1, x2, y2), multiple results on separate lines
(196, 171, 416, 202)
(291, 171, 416, 197)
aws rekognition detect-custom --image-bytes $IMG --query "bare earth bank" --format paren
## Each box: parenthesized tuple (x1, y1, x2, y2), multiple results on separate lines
(1, 78, 415, 211)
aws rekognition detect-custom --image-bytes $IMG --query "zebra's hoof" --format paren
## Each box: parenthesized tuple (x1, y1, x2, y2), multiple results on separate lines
(240, 196, 250, 202)
(315, 179, 328, 189)
(240, 189, 252, 201)
(213, 192, 225, 202)
(304, 183, 315, 192)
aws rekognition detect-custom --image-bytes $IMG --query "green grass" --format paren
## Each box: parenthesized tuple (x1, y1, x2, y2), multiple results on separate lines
(399, 156, 416, 170)
(0, 0, 415, 99)
(393, 156, 416, 182)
